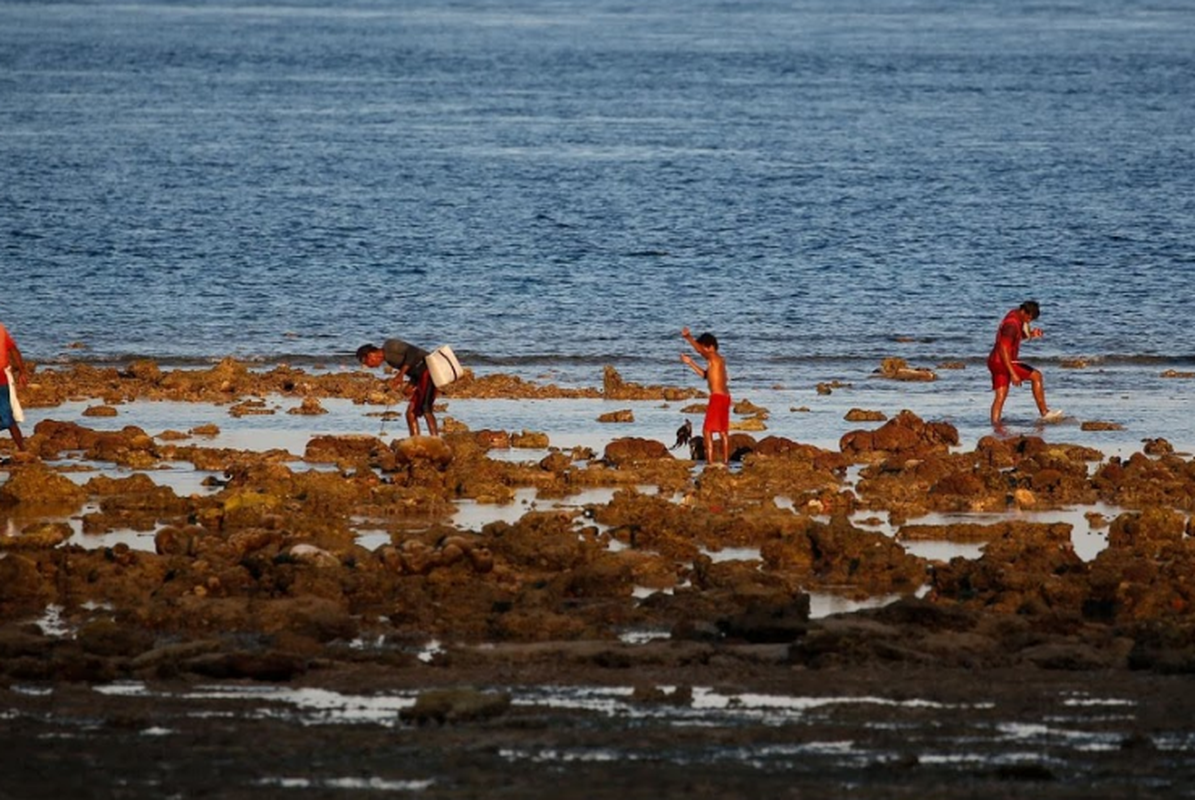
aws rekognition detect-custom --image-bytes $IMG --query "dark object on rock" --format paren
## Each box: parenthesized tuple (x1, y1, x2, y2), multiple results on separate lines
(671, 419, 692, 450)
(1142, 437, 1174, 455)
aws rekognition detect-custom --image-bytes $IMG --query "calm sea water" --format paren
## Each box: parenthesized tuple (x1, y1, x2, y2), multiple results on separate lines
(2, 0, 1194, 401)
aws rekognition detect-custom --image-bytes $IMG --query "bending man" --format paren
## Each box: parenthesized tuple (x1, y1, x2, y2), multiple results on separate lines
(357, 339, 439, 437)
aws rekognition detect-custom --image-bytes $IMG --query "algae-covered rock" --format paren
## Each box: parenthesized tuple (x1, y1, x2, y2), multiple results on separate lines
(0, 464, 87, 510)
(603, 437, 672, 466)
(392, 435, 454, 468)
(0, 521, 72, 550)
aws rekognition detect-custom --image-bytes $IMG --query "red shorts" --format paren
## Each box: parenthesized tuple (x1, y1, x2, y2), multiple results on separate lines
(704, 393, 731, 435)
(989, 360, 1036, 391)
(409, 369, 437, 416)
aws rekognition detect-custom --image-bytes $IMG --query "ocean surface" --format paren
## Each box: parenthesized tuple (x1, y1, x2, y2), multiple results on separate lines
(2, 0, 1194, 446)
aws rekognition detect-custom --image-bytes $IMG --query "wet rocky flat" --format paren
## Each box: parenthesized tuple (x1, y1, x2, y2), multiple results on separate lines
(2, 360, 1195, 798)
(3, 654, 1194, 799)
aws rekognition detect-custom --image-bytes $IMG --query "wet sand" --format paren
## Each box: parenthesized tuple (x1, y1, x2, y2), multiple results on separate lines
(2, 360, 1195, 798)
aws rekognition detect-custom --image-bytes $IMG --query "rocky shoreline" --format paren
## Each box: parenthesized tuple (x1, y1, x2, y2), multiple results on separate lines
(2, 358, 1195, 797)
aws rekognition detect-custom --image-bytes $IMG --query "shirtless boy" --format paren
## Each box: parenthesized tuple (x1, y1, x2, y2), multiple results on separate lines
(681, 327, 730, 465)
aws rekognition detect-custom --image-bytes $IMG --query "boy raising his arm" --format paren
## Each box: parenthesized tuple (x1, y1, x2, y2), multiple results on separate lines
(680, 327, 730, 465)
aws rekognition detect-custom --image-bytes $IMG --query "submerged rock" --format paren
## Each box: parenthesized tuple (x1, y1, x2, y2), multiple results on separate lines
(400, 688, 512, 725)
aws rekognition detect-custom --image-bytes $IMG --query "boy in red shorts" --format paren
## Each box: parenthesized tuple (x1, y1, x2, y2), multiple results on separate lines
(681, 327, 730, 465)
(987, 301, 1062, 427)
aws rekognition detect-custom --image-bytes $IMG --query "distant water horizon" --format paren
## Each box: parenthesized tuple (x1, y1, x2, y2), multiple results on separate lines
(3, 0, 1194, 395)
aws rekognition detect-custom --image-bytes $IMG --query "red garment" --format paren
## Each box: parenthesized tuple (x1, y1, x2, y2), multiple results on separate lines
(409, 368, 437, 417)
(986, 309, 1034, 390)
(0, 324, 12, 384)
(704, 392, 731, 435)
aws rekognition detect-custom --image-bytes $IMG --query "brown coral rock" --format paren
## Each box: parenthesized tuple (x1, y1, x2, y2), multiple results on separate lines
(603, 437, 673, 466)
(0, 463, 88, 510)
(840, 410, 959, 459)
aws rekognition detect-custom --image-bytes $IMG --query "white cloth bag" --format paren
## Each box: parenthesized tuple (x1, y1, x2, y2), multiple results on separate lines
(425, 346, 464, 388)
(4, 367, 24, 423)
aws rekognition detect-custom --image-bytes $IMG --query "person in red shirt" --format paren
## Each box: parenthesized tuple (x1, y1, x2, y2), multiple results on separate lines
(0, 321, 29, 452)
(987, 301, 1061, 427)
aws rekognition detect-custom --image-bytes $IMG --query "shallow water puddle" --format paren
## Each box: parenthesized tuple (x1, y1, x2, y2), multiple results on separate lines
(993, 721, 1127, 753)
(91, 680, 994, 726)
(353, 528, 392, 550)
(894, 505, 1124, 562)
(806, 590, 917, 619)
(624, 585, 918, 626)
(847, 503, 1130, 563)
(70, 525, 161, 553)
(255, 777, 435, 792)
(451, 487, 540, 529)
(701, 545, 761, 563)
(450, 485, 635, 531)
(26, 602, 112, 638)
(51, 461, 225, 497)
(78, 679, 1176, 777)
